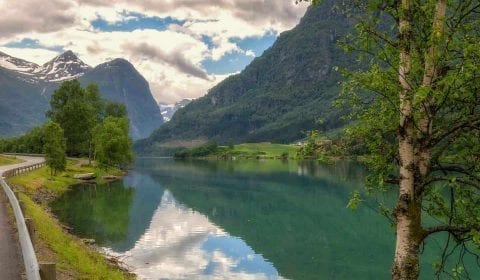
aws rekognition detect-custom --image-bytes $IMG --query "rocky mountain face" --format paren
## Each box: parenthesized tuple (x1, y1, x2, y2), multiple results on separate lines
(36, 50, 91, 82)
(136, 1, 354, 155)
(0, 67, 49, 136)
(159, 99, 192, 122)
(80, 59, 163, 139)
(0, 50, 163, 140)
(0, 51, 39, 74)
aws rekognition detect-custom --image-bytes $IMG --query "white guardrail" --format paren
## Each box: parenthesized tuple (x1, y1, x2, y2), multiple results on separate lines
(1, 162, 43, 280)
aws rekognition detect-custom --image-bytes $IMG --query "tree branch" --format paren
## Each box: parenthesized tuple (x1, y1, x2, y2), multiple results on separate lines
(422, 224, 476, 242)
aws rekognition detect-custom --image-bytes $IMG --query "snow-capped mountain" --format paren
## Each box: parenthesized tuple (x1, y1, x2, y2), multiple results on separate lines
(36, 50, 91, 82)
(0, 50, 91, 82)
(0, 51, 40, 74)
(159, 99, 192, 122)
(0, 50, 164, 139)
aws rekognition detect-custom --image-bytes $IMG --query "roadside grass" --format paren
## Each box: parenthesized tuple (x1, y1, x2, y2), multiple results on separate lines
(9, 159, 122, 195)
(8, 160, 132, 279)
(19, 193, 130, 279)
(0, 155, 23, 166)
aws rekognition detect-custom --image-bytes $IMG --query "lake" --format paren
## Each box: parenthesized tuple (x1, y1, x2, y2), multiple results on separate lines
(50, 158, 472, 279)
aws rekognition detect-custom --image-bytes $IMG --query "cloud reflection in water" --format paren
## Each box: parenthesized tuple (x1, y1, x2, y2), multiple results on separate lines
(103, 190, 285, 280)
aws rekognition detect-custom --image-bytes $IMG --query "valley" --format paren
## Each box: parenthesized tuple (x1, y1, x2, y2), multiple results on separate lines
(0, 1, 479, 280)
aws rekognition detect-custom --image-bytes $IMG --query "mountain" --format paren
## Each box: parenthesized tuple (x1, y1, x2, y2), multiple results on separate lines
(159, 99, 192, 122)
(0, 51, 39, 74)
(0, 51, 163, 140)
(0, 67, 49, 136)
(36, 50, 91, 82)
(80, 59, 163, 139)
(135, 2, 353, 155)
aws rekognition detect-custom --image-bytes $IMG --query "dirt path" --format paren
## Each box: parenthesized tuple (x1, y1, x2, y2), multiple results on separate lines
(0, 156, 44, 280)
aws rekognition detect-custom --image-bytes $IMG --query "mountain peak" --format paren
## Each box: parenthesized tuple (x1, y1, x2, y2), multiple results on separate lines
(0, 51, 40, 74)
(49, 50, 78, 62)
(37, 50, 91, 82)
(94, 58, 139, 75)
(105, 58, 133, 67)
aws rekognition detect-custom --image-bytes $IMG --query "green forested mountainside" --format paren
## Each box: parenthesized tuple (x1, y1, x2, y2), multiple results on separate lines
(0, 57, 162, 140)
(136, 2, 354, 155)
(0, 68, 50, 136)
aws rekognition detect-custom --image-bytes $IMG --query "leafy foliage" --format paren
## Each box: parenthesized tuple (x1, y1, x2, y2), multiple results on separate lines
(173, 142, 219, 158)
(43, 121, 66, 175)
(0, 126, 46, 154)
(47, 80, 101, 157)
(93, 116, 133, 169)
(317, 0, 480, 278)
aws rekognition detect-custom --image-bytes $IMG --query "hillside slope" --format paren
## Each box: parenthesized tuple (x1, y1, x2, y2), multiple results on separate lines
(0, 51, 163, 140)
(136, 2, 353, 154)
(80, 59, 163, 140)
(0, 67, 49, 136)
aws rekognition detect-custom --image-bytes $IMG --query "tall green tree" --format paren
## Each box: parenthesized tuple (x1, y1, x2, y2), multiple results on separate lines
(43, 121, 66, 176)
(105, 102, 127, 118)
(93, 116, 133, 169)
(301, 0, 480, 279)
(47, 80, 102, 158)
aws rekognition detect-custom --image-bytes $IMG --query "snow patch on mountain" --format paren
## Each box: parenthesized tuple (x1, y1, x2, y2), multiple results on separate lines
(0, 51, 40, 73)
(0, 50, 91, 82)
(159, 99, 192, 122)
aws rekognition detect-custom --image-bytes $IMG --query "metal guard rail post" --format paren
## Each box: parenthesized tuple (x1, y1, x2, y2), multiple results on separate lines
(1, 161, 44, 280)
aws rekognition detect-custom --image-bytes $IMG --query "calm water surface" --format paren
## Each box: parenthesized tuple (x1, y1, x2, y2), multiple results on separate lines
(51, 158, 470, 279)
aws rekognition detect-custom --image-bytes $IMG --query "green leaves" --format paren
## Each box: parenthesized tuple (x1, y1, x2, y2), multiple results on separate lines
(47, 80, 102, 157)
(43, 121, 66, 175)
(347, 191, 363, 210)
(93, 117, 133, 169)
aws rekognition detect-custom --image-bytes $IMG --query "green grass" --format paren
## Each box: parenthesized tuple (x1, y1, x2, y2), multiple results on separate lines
(8, 160, 132, 279)
(0, 155, 23, 166)
(9, 160, 122, 196)
(227, 143, 299, 158)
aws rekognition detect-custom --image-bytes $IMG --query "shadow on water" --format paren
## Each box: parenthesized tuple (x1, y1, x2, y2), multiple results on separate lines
(50, 158, 480, 279)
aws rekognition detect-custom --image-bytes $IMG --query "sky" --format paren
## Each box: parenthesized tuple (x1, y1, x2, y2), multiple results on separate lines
(0, 0, 309, 103)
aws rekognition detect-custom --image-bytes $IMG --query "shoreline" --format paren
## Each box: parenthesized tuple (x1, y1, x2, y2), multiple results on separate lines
(7, 159, 135, 279)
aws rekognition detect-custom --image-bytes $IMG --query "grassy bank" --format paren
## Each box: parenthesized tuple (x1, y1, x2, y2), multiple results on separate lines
(0, 155, 23, 166)
(8, 160, 133, 280)
(175, 142, 300, 159)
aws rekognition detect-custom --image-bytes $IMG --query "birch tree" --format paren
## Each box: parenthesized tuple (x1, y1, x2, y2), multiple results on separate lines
(300, 0, 480, 279)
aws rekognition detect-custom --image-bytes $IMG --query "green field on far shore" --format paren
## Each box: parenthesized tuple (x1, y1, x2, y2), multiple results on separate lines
(226, 143, 299, 158)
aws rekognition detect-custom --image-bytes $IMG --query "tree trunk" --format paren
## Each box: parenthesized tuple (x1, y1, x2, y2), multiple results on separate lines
(393, 1, 447, 279)
(88, 141, 93, 166)
(393, 0, 421, 279)
(418, 0, 446, 178)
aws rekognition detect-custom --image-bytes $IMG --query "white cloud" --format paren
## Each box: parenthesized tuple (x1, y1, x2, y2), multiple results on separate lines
(0, 0, 309, 103)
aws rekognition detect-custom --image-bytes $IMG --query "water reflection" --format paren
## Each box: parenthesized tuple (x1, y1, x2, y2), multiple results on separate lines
(109, 189, 284, 279)
(52, 171, 285, 279)
(51, 159, 392, 279)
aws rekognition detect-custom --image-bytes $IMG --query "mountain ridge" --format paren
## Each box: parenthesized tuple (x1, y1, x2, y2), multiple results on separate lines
(135, 1, 353, 155)
(0, 50, 163, 139)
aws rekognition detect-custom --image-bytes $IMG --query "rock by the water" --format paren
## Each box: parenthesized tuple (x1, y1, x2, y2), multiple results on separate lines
(102, 175, 120, 180)
(73, 173, 96, 180)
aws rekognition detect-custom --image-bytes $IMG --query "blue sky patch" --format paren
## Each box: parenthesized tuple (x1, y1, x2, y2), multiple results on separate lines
(201, 35, 216, 50)
(3, 38, 64, 52)
(91, 12, 185, 32)
(201, 50, 254, 75)
(231, 32, 277, 56)
(201, 32, 277, 75)
(201, 235, 278, 277)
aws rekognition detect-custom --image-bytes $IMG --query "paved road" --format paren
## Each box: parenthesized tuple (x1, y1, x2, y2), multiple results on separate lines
(0, 156, 44, 280)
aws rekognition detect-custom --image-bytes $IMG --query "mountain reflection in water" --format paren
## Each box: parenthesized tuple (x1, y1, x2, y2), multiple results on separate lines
(52, 158, 427, 279)
(104, 188, 284, 279)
